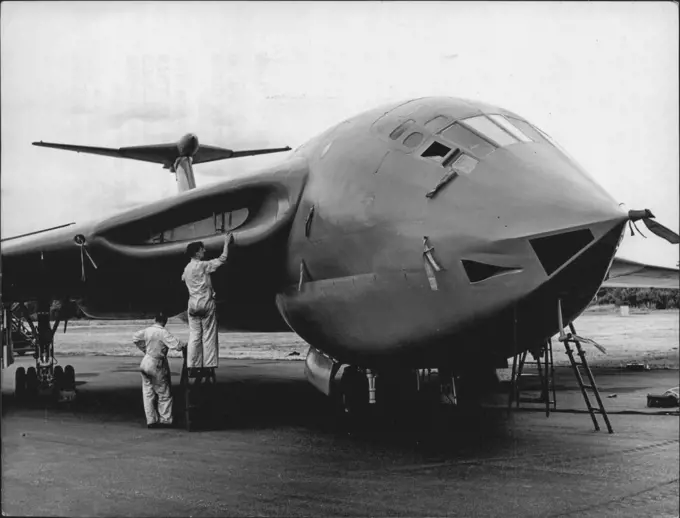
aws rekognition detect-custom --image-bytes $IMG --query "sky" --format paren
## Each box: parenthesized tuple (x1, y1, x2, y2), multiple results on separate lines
(1, 1, 678, 267)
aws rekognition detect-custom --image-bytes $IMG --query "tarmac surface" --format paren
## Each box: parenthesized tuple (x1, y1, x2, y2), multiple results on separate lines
(2, 356, 679, 517)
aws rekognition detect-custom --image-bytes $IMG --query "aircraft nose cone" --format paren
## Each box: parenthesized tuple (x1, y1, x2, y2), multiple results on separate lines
(421, 142, 628, 333)
(413, 143, 630, 362)
(476, 144, 627, 242)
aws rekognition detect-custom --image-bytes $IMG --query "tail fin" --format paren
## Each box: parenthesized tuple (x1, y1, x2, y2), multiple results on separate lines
(171, 156, 196, 192)
(33, 133, 291, 194)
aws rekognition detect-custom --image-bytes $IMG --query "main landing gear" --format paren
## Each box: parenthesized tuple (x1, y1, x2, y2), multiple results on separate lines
(337, 365, 462, 422)
(304, 347, 474, 428)
(8, 301, 77, 403)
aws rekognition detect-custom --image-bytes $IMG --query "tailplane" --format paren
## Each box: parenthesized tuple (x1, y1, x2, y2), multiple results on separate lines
(33, 133, 291, 193)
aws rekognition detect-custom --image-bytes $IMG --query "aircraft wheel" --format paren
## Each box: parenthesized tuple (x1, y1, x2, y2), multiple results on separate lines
(64, 365, 75, 389)
(374, 370, 420, 427)
(339, 366, 370, 418)
(26, 367, 39, 395)
(15, 367, 26, 400)
(53, 366, 64, 389)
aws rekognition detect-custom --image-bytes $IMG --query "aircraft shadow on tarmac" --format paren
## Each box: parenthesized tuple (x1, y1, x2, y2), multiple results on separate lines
(2, 375, 521, 459)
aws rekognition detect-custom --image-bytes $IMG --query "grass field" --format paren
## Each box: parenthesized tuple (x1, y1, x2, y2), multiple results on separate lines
(40, 308, 680, 368)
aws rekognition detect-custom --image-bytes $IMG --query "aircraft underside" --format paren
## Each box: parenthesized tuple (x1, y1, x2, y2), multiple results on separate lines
(302, 221, 628, 406)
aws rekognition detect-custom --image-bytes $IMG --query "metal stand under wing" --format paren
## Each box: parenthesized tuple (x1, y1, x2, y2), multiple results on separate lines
(508, 339, 557, 417)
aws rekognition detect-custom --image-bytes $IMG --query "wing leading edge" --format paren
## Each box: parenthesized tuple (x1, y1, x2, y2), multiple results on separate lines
(603, 257, 679, 289)
(2, 156, 309, 332)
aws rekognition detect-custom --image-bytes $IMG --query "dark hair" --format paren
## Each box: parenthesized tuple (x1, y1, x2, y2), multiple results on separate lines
(186, 241, 204, 258)
(154, 313, 168, 325)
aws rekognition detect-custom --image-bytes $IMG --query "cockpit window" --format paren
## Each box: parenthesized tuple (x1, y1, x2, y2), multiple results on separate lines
(505, 117, 547, 143)
(460, 115, 518, 147)
(421, 141, 453, 163)
(534, 126, 567, 153)
(403, 132, 424, 149)
(440, 123, 495, 159)
(531, 125, 587, 172)
(488, 114, 532, 142)
(424, 115, 450, 132)
(390, 119, 415, 140)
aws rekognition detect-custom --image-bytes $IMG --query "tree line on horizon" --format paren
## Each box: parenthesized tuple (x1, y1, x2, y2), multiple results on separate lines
(594, 287, 679, 309)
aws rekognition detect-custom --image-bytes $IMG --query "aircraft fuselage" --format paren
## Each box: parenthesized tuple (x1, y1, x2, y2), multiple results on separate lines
(2, 97, 628, 371)
(275, 97, 627, 367)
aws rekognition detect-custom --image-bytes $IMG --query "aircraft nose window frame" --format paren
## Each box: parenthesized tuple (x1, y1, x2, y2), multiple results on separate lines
(459, 115, 521, 147)
(488, 114, 533, 142)
(505, 116, 547, 144)
(421, 141, 454, 164)
(424, 115, 450, 133)
(403, 132, 424, 149)
(390, 119, 415, 140)
(415, 130, 480, 182)
(439, 123, 496, 159)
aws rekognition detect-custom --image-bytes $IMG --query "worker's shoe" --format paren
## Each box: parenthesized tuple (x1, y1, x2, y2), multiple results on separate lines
(159, 421, 174, 429)
(147, 423, 161, 429)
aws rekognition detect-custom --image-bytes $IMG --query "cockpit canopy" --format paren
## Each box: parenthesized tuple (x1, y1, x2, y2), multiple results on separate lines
(386, 112, 557, 178)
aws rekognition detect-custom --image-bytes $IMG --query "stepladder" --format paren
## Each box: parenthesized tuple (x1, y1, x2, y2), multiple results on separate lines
(557, 300, 614, 434)
(508, 339, 557, 417)
(180, 349, 217, 432)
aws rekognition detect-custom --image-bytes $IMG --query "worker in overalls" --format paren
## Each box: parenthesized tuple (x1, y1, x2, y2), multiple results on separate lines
(132, 313, 187, 428)
(181, 233, 232, 369)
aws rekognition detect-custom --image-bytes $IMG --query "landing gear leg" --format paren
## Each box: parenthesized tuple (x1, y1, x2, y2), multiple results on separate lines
(339, 366, 369, 417)
(366, 369, 377, 405)
(438, 368, 458, 406)
(35, 299, 55, 397)
(13, 300, 76, 403)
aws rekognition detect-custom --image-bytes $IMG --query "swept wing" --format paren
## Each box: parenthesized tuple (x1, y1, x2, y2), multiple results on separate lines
(2, 156, 308, 331)
(603, 257, 679, 289)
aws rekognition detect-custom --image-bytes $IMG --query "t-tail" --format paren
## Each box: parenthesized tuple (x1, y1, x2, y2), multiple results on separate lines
(32, 133, 291, 194)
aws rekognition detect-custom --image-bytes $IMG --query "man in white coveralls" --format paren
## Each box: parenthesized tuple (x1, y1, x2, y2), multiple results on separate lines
(182, 233, 232, 369)
(133, 313, 187, 428)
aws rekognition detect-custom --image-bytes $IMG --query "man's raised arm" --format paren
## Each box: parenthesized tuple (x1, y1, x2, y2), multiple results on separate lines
(205, 233, 233, 273)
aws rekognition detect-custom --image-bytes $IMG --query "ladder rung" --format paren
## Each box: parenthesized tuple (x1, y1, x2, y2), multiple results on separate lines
(518, 397, 555, 404)
(581, 384, 594, 390)
(519, 397, 545, 403)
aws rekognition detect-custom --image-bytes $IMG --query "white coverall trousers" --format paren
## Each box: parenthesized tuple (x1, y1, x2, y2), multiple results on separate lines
(140, 355, 173, 425)
(188, 299, 219, 368)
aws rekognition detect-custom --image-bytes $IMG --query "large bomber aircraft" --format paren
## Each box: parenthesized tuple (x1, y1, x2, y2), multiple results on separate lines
(2, 96, 678, 411)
